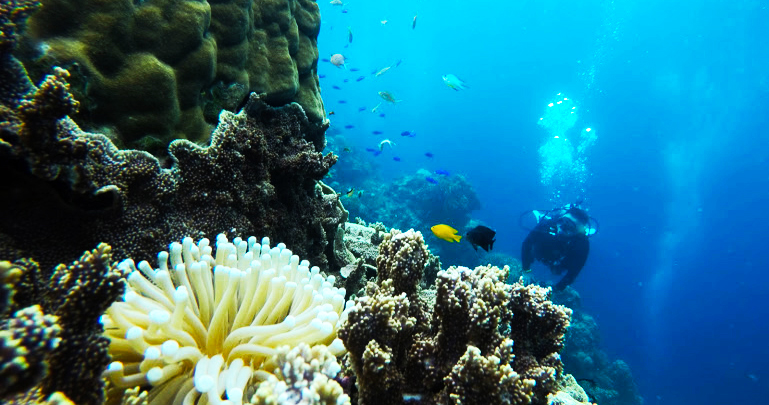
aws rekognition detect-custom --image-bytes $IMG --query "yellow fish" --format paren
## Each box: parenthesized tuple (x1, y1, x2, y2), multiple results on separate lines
(431, 224, 461, 243)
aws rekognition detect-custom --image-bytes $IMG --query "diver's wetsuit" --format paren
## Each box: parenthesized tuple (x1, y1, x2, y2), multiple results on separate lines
(521, 214, 589, 291)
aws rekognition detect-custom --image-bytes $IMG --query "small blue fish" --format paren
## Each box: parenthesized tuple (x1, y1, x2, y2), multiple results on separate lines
(379, 113, 386, 118)
(365, 147, 377, 153)
(350, 67, 360, 72)
(435, 169, 450, 176)
(393, 157, 401, 162)
(342, 9, 349, 13)
(395, 59, 403, 67)
(321, 58, 330, 62)
(339, 100, 347, 104)
(371, 69, 378, 75)
(343, 79, 349, 83)
(319, 74, 326, 78)
(400, 130, 416, 137)
(425, 177, 438, 184)
(372, 130, 383, 134)
(425, 152, 434, 158)
(345, 125, 355, 129)
(332, 85, 342, 90)
(358, 107, 366, 112)
(373, 151, 382, 157)
(356, 76, 365, 82)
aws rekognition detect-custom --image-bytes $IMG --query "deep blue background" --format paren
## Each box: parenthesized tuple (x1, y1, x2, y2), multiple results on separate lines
(317, 0, 769, 403)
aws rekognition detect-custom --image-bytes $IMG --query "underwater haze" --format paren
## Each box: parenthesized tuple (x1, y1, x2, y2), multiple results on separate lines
(318, 0, 769, 404)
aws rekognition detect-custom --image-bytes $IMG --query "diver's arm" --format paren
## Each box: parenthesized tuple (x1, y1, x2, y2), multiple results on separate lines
(554, 236, 589, 291)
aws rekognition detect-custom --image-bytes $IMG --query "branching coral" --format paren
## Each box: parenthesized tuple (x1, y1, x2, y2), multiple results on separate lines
(375, 229, 429, 299)
(0, 305, 61, 398)
(338, 279, 415, 404)
(251, 343, 349, 405)
(444, 343, 535, 405)
(340, 228, 574, 405)
(1, 243, 123, 405)
(103, 234, 350, 405)
(40, 244, 125, 405)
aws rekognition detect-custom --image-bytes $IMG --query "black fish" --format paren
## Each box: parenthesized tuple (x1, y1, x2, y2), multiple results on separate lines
(466, 225, 496, 252)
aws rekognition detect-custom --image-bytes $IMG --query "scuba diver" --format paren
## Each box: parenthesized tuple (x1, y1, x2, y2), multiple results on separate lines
(520, 201, 596, 291)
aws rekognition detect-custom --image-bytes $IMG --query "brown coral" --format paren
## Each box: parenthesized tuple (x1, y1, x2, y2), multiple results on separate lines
(0, 63, 341, 274)
(340, 228, 574, 405)
(5, 244, 125, 405)
(0, 305, 61, 398)
(18, 0, 326, 153)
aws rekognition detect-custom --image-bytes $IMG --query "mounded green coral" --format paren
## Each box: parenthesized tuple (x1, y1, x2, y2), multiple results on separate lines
(19, 0, 325, 155)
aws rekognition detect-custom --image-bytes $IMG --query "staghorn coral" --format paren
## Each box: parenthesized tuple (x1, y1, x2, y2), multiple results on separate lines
(0, 60, 341, 274)
(103, 234, 350, 405)
(18, 0, 326, 154)
(250, 343, 349, 405)
(340, 228, 575, 405)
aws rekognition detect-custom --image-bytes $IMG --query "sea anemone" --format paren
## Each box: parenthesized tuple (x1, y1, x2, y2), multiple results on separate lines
(102, 234, 350, 405)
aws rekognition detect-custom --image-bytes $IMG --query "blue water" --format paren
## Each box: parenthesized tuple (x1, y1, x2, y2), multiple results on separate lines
(317, 0, 769, 403)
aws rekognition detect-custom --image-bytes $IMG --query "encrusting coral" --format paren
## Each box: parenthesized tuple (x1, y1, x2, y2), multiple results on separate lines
(103, 234, 351, 405)
(339, 229, 575, 405)
(2, 0, 343, 276)
(0, 64, 342, 276)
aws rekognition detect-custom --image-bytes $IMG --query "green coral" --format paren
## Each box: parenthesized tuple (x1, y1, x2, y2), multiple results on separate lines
(19, 0, 326, 155)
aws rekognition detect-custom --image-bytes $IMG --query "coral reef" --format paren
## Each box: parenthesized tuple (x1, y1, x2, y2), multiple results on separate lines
(339, 229, 578, 405)
(103, 234, 350, 405)
(18, 0, 326, 154)
(251, 343, 349, 405)
(328, 168, 482, 269)
(554, 288, 643, 405)
(0, 60, 341, 273)
(0, 305, 61, 398)
(1, 243, 124, 405)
